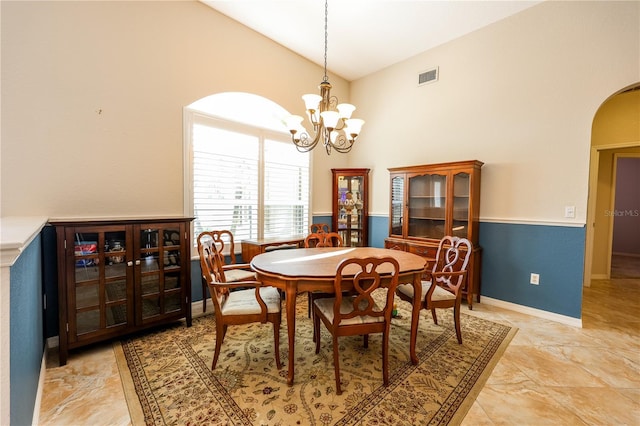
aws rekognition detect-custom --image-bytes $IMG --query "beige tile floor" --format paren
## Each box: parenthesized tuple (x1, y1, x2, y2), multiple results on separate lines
(39, 256, 640, 425)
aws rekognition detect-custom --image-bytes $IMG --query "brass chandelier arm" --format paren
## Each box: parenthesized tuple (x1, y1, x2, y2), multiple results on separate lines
(293, 129, 321, 153)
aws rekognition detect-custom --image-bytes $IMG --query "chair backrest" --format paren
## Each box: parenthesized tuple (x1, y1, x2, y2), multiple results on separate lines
(324, 232, 344, 247)
(304, 232, 323, 248)
(309, 223, 330, 234)
(197, 238, 228, 312)
(305, 231, 344, 248)
(196, 230, 240, 265)
(431, 236, 473, 293)
(333, 256, 400, 325)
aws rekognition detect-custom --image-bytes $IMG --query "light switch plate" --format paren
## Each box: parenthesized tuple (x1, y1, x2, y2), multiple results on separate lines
(564, 206, 576, 218)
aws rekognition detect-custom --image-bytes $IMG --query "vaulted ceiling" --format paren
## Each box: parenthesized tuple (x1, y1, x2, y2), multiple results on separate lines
(201, 0, 542, 81)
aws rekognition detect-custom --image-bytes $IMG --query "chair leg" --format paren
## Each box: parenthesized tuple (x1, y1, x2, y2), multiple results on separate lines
(311, 295, 317, 343)
(363, 334, 369, 348)
(382, 330, 389, 387)
(453, 302, 462, 344)
(430, 308, 438, 325)
(273, 319, 282, 369)
(212, 322, 225, 369)
(314, 308, 321, 354)
(333, 335, 342, 395)
(221, 324, 228, 340)
(202, 277, 207, 313)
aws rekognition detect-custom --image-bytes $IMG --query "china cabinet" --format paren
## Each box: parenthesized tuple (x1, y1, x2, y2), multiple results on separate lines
(384, 160, 483, 308)
(51, 217, 193, 365)
(332, 168, 369, 247)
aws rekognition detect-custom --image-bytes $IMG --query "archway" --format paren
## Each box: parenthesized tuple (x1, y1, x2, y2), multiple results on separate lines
(584, 84, 640, 285)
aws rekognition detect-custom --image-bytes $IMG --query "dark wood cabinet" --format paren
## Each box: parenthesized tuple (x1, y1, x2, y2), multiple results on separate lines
(332, 168, 370, 247)
(51, 217, 193, 365)
(385, 160, 483, 308)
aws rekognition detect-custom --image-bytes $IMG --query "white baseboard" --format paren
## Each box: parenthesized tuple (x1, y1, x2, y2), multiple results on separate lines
(590, 273, 608, 280)
(480, 296, 583, 328)
(32, 349, 47, 426)
(46, 335, 59, 349)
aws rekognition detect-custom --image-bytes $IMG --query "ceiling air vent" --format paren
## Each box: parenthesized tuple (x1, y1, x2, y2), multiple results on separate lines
(418, 67, 438, 86)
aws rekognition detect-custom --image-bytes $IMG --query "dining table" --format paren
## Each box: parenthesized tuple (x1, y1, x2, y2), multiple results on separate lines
(250, 246, 427, 386)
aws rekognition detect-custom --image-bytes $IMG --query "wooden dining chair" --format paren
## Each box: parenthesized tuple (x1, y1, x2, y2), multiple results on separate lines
(323, 232, 344, 247)
(198, 238, 282, 370)
(309, 223, 330, 235)
(304, 231, 345, 319)
(304, 232, 323, 248)
(304, 231, 343, 248)
(312, 256, 400, 394)
(396, 236, 472, 344)
(197, 230, 256, 313)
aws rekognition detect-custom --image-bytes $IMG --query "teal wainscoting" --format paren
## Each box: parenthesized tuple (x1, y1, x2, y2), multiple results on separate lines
(10, 233, 44, 425)
(191, 259, 204, 302)
(479, 222, 585, 319)
(369, 215, 389, 248)
(312, 215, 387, 248)
(312, 216, 332, 231)
(356, 216, 585, 319)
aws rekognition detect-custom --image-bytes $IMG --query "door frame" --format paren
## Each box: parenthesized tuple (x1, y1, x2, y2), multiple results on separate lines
(584, 142, 640, 286)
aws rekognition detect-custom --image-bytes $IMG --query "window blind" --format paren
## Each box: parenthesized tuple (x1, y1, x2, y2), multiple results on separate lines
(192, 119, 309, 251)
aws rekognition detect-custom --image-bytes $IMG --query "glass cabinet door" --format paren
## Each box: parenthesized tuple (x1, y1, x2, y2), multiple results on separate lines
(390, 174, 405, 237)
(336, 175, 363, 246)
(69, 226, 132, 340)
(408, 172, 447, 239)
(332, 168, 369, 247)
(452, 172, 471, 238)
(135, 223, 185, 324)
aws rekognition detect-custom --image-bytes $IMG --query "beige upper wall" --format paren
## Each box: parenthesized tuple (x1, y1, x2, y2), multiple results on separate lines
(2, 1, 639, 224)
(347, 0, 639, 222)
(0, 0, 349, 218)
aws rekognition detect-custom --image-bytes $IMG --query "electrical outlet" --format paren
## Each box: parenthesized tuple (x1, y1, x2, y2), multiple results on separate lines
(530, 273, 540, 285)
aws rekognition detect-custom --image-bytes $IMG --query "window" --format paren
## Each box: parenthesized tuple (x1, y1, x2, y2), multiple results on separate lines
(184, 93, 310, 255)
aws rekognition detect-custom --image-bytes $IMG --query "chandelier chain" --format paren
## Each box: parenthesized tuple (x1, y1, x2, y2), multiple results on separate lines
(323, 0, 328, 82)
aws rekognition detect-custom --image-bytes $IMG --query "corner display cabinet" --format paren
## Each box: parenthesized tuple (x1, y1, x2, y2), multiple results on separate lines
(384, 160, 483, 308)
(51, 217, 193, 365)
(332, 168, 370, 247)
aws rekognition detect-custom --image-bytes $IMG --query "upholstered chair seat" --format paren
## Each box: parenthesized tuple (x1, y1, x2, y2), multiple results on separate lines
(313, 297, 386, 325)
(222, 268, 257, 282)
(221, 286, 281, 315)
(397, 281, 457, 302)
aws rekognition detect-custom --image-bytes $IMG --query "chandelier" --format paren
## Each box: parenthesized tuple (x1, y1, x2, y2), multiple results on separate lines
(284, 0, 364, 155)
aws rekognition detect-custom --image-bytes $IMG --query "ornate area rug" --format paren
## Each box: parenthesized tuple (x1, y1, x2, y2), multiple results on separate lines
(115, 293, 516, 425)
